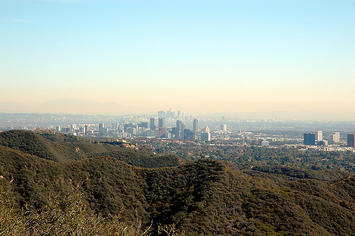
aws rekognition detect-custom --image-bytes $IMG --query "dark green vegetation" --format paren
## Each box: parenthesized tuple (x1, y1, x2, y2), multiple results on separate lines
(0, 130, 180, 167)
(0, 131, 354, 235)
(143, 141, 355, 174)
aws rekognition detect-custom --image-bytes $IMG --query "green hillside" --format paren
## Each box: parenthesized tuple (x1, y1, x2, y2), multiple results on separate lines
(0, 130, 180, 167)
(0, 131, 354, 235)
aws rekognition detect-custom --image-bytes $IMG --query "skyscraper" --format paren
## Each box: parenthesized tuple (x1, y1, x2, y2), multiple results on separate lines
(150, 118, 156, 131)
(221, 124, 227, 132)
(177, 110, 181, 120)
(158, 118, 166, 137)
(56, 126, 61, 133)
(166, 110, 174, 119)
(193, 118, 199, 139)
(201, 132, 211, 141)
(331, 132, 340, 143)
(84, 125, 89, 135)
(176, 120, 184, 139)
(316, 131, 323, 141)
(158, 110, 166, 118)
(304, 133, 316, 145)
(347, 134, 355, 148)
(158, 118, 165, 128)
(99, 123, 106, 136)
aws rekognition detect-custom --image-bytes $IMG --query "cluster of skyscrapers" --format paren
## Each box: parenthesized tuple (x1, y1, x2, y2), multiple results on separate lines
(148, 117, 212, 141)
(52, 109, 225, 141)
(303, 131, 355, 148)
(303, 131, 326, 145)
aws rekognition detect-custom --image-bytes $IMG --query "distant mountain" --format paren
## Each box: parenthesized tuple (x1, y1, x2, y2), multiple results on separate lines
(0, 100, 129, 114)
(0, 131, 354, 235)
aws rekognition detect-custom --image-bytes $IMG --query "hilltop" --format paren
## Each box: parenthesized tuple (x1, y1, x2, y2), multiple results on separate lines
(0, 130, 180, 167)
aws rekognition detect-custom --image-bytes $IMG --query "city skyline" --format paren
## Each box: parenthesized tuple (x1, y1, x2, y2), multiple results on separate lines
(1, 0, 354, 115)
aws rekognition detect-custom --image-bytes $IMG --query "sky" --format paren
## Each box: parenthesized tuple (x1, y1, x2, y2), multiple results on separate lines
(0, 0, 354, 116)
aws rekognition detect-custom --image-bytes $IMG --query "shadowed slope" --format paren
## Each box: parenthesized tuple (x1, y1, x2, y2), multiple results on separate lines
(1, 144, 354, 235)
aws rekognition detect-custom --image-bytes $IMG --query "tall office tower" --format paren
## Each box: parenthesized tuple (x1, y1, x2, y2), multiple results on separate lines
(316, 131, 323, 141)
(201, 132, 211, 141)
(158, 118, 166, 137)
(304, 133, 316, 145)
(193, 119, 199, 139)
(347, 134, 355, 148)
(193, 119, 199, 132)
(158, 110, 166, 118)
(124, 124, 130, 132)
(177, 110, 181, 120)
(331, 132, 340, 143)
(167, 110, 174, 119)
(181, 123, 185, 139)
(149, 118, 156, 131)
(84, 125, 89, 135)
(158, 118, 166, 128)
(221, 124, 227, 132)
(99, 123, 106, 136)
(113, 122, 120, 130)
(176, 120, 184, 139)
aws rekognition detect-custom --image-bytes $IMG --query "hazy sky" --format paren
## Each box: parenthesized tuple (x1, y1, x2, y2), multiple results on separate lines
(0, 0, 354, 114)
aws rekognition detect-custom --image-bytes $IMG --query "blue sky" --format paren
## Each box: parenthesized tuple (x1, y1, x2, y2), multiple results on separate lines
(0, 0, 354, 113)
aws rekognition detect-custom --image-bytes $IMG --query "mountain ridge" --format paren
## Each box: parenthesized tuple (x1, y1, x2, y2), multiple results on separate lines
(0, 131, 354, 235)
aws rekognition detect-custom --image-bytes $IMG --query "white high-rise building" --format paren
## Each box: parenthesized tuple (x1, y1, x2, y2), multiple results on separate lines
(221, 124, 227, 132)
(202, 126, 210, 133)
(331, 132, 340, 143)
(193, 119, 199, 140)
(316, 131, 323, 141)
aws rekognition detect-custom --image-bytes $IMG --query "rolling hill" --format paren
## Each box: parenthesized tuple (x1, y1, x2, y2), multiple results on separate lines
(0, 130, 180, 167)
(0, 131, 354, 235)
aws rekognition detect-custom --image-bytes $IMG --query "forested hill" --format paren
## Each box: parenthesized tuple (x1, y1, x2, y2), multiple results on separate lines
(0, 131, 354, 235)
(0, 130, 180, 167)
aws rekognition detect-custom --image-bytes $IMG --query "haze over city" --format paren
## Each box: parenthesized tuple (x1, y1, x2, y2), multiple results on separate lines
(2, 1, 355, 235)
(1, 0, 354, 117)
